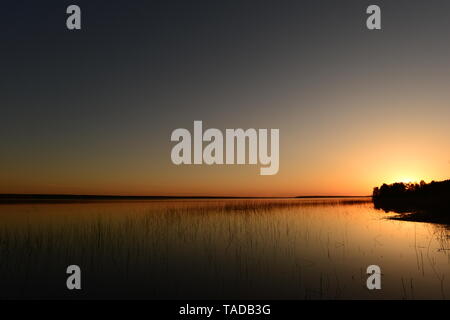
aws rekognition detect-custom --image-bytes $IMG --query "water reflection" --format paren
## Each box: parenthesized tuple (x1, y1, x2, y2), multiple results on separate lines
(0, 198, 448, 299)
(374, 199, 450, 227)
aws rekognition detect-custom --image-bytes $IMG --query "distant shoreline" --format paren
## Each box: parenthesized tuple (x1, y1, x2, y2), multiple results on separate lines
(0, 194, 370, 204)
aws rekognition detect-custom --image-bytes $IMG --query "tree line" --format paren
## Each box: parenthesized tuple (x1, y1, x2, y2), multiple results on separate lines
(373, 179, 450, 200)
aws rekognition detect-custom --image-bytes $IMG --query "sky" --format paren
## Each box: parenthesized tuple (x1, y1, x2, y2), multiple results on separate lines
(1, 0, 449, 196)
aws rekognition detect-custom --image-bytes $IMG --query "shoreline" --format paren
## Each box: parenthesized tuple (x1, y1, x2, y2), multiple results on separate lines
(0, 194, 371, 204)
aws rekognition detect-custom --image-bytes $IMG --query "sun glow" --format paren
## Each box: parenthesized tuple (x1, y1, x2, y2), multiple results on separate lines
(393, 176, 420, 184)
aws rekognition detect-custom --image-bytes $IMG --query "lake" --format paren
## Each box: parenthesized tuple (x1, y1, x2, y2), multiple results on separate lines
(0, 198, 448, 299)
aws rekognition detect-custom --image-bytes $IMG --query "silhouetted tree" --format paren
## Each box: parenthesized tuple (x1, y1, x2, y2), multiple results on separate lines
(372, 179, 450, 219)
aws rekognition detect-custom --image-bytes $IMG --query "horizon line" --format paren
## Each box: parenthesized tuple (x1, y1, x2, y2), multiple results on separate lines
(0, 193, 371, 200)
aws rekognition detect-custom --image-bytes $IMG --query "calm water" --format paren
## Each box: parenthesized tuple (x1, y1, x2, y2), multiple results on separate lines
(0, 198, 449, 299)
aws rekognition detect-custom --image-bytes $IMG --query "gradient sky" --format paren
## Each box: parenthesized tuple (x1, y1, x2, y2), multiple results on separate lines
(1, 0, 449, 196)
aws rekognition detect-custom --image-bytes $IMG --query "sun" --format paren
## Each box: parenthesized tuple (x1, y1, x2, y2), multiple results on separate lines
(394, 176, 419, 184)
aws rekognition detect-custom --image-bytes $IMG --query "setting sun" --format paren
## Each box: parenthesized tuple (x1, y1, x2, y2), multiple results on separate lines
(393, 177, 420, 184)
